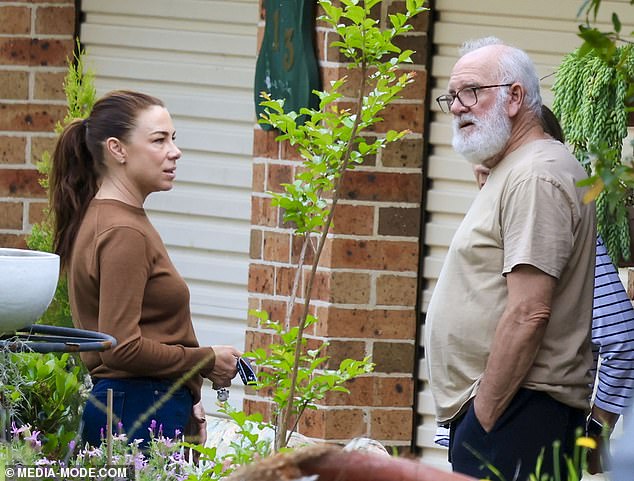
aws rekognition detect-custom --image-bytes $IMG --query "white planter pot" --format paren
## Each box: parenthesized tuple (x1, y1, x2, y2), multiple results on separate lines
(0, 248, 60, 335)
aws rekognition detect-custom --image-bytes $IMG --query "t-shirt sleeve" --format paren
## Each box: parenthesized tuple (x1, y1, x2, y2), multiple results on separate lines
(95, 226, 215, 378)
(501, 175, 575, 278)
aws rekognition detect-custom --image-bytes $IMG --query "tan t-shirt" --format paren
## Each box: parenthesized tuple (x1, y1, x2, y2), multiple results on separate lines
(425, 139, 596, 423)
(69, 199, 215, 403)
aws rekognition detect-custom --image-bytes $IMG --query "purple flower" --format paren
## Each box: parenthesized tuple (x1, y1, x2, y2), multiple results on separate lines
(84, 446, 103, 458)
(24, 429, 41, 449)
(10, 422, 30, 438)
(68, 440, 76, 452)
(132, 453, 147, 471)
(117, 421, 124, 433)
(157, 436, 173, 448)
(169, 452, 185, 464)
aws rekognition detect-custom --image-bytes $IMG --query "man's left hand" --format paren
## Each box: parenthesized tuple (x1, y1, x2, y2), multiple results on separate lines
(473, 395, 496, 432)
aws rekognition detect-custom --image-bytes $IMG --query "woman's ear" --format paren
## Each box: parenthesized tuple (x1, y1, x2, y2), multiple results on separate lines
(105, 137, 127, 164)
(508, 83, 524, 118)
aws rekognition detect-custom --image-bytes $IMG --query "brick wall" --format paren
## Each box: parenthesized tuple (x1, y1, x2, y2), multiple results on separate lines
(0, 0, 75, 248)
(246, 1, 430, 450)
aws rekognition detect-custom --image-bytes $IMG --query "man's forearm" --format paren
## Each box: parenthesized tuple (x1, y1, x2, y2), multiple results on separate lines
(474, 264, 554, 432)
(475, 307, 548, 431)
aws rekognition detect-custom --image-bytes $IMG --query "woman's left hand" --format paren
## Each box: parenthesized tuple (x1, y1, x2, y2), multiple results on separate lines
(186, 401, 208, 454)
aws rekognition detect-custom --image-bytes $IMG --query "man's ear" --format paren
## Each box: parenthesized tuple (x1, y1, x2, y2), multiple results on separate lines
(105, 137, 127, 163)
(507, 83, 524, 118)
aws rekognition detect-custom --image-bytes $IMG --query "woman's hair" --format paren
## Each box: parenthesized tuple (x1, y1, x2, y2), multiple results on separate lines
(541, 105, 565, 143)
(50, 90, 164, 267)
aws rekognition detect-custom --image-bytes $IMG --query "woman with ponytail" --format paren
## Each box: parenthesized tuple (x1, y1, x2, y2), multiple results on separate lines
(50, 90, 240, 448)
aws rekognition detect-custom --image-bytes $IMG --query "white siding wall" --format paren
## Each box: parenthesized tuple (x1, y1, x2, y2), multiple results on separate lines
(418, 0, 634, 470)
(80, 0, 258, 412)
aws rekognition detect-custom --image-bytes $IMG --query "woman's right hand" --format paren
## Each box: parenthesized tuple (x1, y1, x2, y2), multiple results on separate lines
(208, 345, 241, 388)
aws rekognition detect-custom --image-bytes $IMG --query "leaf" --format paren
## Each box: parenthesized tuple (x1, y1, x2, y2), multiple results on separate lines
(331, 386, 350, 393)
(388, 13, 406, 30)
(385, 129, 400, 142)
(320, 1, 342, 24)
(583, 178, 605, 204)
(343, 5, 366, 24)
(612, 12, 622, 33)
(577, 26, 617, 59)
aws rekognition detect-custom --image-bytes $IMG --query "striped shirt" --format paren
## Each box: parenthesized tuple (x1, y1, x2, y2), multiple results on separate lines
(434, 236, 634, 447)
(591, 236, 634, 415)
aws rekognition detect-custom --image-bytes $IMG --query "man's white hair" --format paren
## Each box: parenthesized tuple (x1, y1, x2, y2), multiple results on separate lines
(458, 37, 542, 117)
(459, 36, 504, 56)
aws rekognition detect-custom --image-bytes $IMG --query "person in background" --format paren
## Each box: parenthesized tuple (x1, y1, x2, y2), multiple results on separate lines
(468, 105, 634, 475)
(425, 37, 596, 481)
(49, 90, 241, 448)
(589, 235, 634, 472)
(543, 105, 634, 474)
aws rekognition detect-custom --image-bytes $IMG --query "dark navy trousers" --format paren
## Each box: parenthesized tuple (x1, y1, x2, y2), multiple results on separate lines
(449, 388, 585, 481)
(81, 377, 193, 448)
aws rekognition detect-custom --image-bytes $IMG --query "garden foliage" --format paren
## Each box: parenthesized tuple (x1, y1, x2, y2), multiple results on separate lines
(553, 0, 634, 264)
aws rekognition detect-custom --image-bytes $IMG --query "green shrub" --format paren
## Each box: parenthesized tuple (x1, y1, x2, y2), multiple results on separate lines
(0, 352, 88, 457)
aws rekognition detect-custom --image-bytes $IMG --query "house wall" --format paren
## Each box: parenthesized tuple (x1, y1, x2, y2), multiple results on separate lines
(0, 0, 76, 248)
(245, 0, 431, 451)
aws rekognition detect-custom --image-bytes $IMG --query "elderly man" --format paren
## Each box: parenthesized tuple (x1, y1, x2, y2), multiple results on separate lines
(424, 37, 596, 481)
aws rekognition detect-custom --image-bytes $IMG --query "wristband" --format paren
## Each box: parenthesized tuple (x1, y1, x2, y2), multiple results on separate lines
(586, 417, 610, 438)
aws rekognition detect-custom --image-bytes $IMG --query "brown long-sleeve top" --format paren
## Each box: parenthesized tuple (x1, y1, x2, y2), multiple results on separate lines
(68, 199, 215, 403)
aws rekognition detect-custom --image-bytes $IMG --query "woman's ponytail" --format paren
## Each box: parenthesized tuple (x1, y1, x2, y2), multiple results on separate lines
(50, 118, 100, 268)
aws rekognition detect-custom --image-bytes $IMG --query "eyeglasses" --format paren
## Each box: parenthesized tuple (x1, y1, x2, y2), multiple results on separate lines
(436, 84, 513, 113)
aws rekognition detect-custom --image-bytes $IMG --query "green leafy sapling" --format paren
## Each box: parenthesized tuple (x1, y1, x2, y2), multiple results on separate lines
(256, 0, 427, 451)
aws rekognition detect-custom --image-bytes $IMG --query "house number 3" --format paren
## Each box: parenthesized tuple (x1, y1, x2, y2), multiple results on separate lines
(271, 8, 294, 71)
(254, 0, 320, 129)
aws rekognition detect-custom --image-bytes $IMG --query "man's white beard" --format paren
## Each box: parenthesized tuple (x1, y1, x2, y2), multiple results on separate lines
(451, 93, 512, 165)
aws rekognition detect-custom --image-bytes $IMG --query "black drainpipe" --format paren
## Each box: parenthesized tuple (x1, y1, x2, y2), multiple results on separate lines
(411, 0, 437, 455)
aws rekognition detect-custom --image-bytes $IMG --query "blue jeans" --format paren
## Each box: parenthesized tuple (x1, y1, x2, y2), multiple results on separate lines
(449, 388, 585, 481)
(81, 377, 193, 448)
